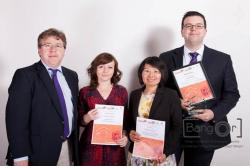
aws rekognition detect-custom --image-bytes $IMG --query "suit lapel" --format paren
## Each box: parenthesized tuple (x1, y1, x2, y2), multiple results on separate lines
(133, 89, 143, 120)
(133, 87, 164, 119)
(149, 87, 164, 118)
(35, 61, 64, 119)
(172, 46, 184, 69)
(201, 45, 210, 70)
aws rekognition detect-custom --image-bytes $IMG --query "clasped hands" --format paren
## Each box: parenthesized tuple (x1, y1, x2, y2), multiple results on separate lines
(129, 130, 167, 163)
(181, 99, 214, 122)
(83, 109, 128, 147)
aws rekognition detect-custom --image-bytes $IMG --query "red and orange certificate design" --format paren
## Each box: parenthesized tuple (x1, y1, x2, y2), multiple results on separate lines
(91, 104, 124, 145)
(133, 117, 165, 159)
(173, 63, 214, 104)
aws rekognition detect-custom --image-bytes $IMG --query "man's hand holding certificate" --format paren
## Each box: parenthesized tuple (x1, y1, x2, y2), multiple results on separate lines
(91, 104, 124, 145)
(132, 117, 165, 160)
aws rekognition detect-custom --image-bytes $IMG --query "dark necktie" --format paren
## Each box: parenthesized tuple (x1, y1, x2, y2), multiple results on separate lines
(49, 69, 70, 138)
(189, 52, 199, 64)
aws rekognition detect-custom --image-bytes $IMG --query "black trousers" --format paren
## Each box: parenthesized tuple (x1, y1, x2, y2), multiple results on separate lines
(184, 148, 214, 166)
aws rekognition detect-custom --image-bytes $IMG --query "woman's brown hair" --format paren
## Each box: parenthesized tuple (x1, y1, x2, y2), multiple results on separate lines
(87, 52, 122, 88)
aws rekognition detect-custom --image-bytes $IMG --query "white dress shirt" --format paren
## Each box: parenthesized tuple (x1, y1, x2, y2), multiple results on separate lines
(183, 45, 204, 66)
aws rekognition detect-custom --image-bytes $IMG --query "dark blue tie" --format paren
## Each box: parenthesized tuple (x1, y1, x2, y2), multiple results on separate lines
(49, 69, 70, 138)
(189, 52, 199, 64)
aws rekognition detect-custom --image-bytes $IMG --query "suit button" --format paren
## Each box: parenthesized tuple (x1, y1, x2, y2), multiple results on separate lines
(62, 121, 64, 124)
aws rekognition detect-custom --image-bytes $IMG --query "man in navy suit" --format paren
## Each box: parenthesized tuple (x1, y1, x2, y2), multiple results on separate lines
(159, 11, 240, 166)
(6, 28, 79, 166)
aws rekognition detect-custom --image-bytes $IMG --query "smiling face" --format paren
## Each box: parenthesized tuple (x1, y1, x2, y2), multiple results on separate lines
(96, 60, 115, 83)
(181, 15, 207, 48)
(38, 36, 65, 68)
(142, 64, 161, 88)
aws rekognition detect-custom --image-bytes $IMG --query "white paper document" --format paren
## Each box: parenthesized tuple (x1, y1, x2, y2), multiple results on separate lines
(133, 117, 165, 159)
(91, 104, 124, 145)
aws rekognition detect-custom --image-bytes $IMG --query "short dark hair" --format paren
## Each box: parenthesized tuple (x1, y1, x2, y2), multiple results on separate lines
(138, 56, 167, 87)
(181, 11, 207, 29)
(87, 52, 122, 88)
(38, 28, 67, 49)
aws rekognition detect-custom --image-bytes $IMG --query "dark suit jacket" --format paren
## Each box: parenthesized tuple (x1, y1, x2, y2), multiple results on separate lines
(128, 86, 182, 156)
(6, 61, 79, 166)
(159, 46, 240, 150)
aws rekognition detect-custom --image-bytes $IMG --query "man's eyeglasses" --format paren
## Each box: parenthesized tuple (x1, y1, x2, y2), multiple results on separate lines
(183, 24, 205, 30)
(41, 43, 64, 49)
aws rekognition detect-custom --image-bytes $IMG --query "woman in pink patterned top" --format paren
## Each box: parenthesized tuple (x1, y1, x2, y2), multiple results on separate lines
(78, 53, 128, 166)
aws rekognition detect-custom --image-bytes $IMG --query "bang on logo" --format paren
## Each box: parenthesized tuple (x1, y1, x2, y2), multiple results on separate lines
(183, 118, 242, 138)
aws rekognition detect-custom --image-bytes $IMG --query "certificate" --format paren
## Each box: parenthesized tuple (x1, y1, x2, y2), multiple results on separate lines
(91, 104, 124, 145)
(172, 62, 214, 105)
(132, 117, 165, 159)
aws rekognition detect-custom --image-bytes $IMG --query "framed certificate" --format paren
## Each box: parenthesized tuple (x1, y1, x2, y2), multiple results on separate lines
(172, 62, 215, 106)
(91, 104, 124, 145)
(132, 117, 165, 159)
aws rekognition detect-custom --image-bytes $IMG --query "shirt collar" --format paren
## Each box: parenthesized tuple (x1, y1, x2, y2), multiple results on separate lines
(182, 45, 204, 65)
(184, 44, 204, 56)
(40, 60, 62, 73)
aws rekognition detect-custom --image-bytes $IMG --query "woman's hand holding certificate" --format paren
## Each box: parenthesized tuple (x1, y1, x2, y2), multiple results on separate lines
(115, 132, 128, 147)
(83, 109, 99, 124)
(129, 130, 141, 142)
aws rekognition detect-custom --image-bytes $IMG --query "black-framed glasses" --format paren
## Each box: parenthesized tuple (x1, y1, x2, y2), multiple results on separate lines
(183, 24, 205, 30)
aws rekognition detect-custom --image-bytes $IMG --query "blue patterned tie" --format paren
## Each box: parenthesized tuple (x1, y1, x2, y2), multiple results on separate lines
(189, 52, 199, 64)
(49, 69, 70, 138)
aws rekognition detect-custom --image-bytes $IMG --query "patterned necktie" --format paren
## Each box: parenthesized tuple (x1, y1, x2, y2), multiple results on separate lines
(49, 69, 70, 138)
(189, 52, 199, 64)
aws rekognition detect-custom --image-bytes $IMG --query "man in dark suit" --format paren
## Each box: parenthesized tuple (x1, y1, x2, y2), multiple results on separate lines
(6, 28, 79, 166)
(159, 11, 240, 166)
